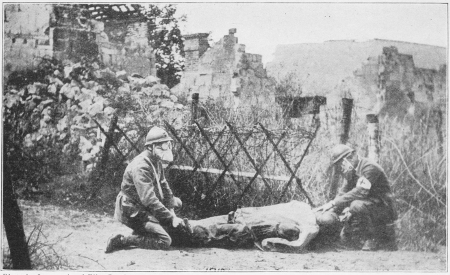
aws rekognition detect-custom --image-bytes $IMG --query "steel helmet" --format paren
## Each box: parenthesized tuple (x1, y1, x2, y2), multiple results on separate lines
(145, 126, 173, 146)
(331, 144, 355, 164)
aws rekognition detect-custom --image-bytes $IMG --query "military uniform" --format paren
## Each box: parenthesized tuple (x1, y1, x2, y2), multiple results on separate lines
(333, 157, 396, 223)
(113, 150, 181, 250)
(332, 157, 396, 249)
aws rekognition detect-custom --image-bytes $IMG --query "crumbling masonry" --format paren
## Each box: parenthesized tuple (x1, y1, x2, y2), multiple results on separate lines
(4, 4, 156, 78)
(172, 29, 276, 109)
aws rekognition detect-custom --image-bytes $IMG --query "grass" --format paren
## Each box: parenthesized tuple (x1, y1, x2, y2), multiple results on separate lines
(166, 95, 446, 252)
(6, 92, 445, 255)
(3, 224, 72, 270)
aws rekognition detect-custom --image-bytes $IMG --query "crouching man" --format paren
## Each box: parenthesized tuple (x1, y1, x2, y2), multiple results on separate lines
(315, 144, 397, 251)
(105, 126, 185, 253)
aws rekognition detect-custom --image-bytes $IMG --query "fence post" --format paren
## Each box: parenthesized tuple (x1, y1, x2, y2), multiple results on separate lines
(191, 93, 199, 125)
(311, 97, 321, 128)
(328, 98, 353, 200)
(89, 114, 118, 199)
(435, 109, 444, 156)
(366, 114, 380, 162)
(340, 98, 353, 144)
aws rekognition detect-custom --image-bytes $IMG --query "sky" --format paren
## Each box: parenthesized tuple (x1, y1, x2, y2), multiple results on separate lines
(175, 3, 448, 64)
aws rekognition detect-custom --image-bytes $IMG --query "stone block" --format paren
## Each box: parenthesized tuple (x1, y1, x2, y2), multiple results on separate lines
(196, 74, 212, 86)
(212, 73, 232, 87)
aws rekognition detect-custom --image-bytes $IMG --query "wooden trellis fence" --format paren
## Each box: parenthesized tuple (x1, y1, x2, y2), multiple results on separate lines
(164, 121, 319, 208)
(89, 115, 320, 212)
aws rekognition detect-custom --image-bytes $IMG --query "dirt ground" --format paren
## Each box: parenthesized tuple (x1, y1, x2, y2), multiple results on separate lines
(5, 200, 447, 271)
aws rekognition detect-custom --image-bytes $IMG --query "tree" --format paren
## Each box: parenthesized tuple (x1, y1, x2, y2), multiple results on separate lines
(145, 4, 185, 88)
(3, 161, 32, 269)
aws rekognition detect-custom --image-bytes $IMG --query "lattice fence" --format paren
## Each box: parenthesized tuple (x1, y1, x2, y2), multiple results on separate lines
(90, 114, 320, 217)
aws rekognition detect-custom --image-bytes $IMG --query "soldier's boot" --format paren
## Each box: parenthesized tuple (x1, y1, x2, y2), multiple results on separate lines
(362, 238, 378, 251)
(361, 215, 378, 251)
(105, 234, 125, 253)
(378, 223, 398, 251)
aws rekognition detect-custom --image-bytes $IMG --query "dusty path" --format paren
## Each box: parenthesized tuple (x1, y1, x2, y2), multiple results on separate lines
(5, 200, 446, 271)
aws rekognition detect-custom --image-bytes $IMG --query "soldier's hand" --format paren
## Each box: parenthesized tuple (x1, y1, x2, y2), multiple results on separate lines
(172, 216, 184, 228)
(314, 201, 335, 213)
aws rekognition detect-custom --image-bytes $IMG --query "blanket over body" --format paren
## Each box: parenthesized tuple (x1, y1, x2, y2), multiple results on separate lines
(170, 200, 319, 253)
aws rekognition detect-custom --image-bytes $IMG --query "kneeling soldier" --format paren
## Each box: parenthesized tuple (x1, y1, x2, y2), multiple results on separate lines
(315, 144, 397, 251)
(106, 126, 185, 253)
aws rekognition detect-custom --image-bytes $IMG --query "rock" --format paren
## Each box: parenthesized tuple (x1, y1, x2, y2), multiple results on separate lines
(141, 87, 152, 96)
(145, 75, 160, 86)
(160, 100, 175, 109)
(170, 95, 178, 102)
(162, 90, 171, 97)
(174, 103, 184, 110)
(152, 108, 164, 117)
(148, 105, 159, 112)
(116, 70, 128, 80)
(104, 107, 116, 117)
(88, 101, 104, 116)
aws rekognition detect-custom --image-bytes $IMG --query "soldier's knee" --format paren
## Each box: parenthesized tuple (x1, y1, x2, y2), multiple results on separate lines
(349, 200, 369, 215)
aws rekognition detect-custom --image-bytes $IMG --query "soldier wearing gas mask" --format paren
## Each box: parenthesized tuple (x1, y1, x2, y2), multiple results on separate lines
(106, 126, 185, 253)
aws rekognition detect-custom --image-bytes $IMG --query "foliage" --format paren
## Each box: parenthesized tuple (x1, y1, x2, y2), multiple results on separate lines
(275, 72, 303, 98)
(3, 224, 71, 269)
(3, 56, 189, 194)
(145, 4, 185, 88)
(165, 73, 446, 252)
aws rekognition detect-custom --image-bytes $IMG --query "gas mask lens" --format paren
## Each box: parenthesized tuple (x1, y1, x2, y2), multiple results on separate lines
(156, 141, 173, 151)
(153, 141, 174, 163)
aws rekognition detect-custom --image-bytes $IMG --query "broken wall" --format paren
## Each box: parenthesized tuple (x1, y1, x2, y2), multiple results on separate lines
(356, 46, 446, 116)
(172, 29, 276, 109)
(4, 4, 156, 78)
(4, 4, 54, 75)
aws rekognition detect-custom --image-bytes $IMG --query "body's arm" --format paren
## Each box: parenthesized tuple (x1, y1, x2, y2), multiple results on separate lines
(261, 223, 319, 253)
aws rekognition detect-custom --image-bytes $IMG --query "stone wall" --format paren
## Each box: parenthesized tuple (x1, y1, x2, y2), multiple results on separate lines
(357, 46, 446, 116)
(4, 4, 156, 77)
(4, 4, 54, 75)
(172, 29, 276, 109)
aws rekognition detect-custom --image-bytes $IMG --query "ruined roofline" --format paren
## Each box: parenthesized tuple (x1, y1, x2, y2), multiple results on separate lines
(279, 38, 445, 48)
(183, 33, 209, 39)
(373, 38, 446, 49)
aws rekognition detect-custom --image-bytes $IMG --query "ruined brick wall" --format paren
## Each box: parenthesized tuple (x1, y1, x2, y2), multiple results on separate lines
(356, 46, 446, 116)
(4, 4, 155, 77)
(172, 29, 275, 109)
(4, 4, 53, 76)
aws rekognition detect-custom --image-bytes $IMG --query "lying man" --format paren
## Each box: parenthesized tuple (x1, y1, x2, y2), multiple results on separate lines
(170, 200, 320, 253)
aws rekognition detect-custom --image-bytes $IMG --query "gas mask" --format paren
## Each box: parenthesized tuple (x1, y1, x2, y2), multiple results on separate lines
(340, 157, 355, 176)
(153, 141, 174, 163)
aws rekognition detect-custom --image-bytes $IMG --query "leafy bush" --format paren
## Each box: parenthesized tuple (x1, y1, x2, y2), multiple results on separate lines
(3, 56, 189, 196)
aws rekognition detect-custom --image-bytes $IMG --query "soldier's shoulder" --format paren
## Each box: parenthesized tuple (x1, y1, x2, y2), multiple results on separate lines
(359, 158, 385, 173)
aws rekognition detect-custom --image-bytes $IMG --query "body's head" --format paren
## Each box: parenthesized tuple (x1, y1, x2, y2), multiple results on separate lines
(331, 144, 359, 175)
(145, 126, 174, 163)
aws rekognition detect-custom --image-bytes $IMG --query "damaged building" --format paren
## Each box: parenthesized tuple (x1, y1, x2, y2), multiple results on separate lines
(355, 46, 446, 116)
(4, 4, 156, 78)
(171, 28, 276, 110)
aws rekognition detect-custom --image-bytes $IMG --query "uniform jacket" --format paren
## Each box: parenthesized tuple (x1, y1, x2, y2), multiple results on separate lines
(114, 150, 175, 225)
(333, 157, 396, 220)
